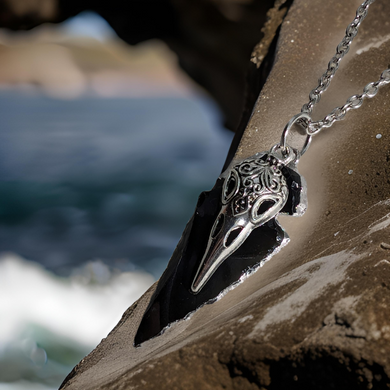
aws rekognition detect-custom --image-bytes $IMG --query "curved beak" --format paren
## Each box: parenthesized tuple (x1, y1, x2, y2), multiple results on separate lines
(191, 209, 253, 294)
(191, 186, 288, 294)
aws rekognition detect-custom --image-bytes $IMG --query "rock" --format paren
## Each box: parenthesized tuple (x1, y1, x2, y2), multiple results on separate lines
(59, 0, 390, 388)
(0, 0, 281, 132)
(380, 243, 390, 250)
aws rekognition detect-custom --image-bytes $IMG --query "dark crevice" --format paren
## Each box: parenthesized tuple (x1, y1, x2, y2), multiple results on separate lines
(222, 348, 390, 390)
(344, 334, 366, 340)
(334, 314, 352, 328)
(225, 359, 261, 389)
(268, 352, 389, 390)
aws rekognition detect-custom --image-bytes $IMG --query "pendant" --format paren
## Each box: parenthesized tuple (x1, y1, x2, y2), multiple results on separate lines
(134, 144, 307, 346)
(191, 147, 306, 293)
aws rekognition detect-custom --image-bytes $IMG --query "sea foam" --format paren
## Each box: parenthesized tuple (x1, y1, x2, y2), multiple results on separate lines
(0, 253, 154, 388)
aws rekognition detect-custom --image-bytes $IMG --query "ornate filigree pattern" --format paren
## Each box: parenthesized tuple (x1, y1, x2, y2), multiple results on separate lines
(224, 155, 287, 217)
(191, 153, 292, 294)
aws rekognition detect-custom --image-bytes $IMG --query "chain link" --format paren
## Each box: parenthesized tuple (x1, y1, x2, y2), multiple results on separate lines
(299, 0, 390, 135)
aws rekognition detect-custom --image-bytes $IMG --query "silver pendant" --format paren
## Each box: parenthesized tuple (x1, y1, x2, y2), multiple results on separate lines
(191, 146, 307, 294)
(135, 118, 310, 345)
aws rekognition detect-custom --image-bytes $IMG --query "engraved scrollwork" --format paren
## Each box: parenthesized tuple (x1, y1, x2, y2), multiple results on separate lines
(227, 155, 287, 217)
(191, 152, 293, 294)
(222, 169, 240, 204)
(237, 158, 269, 177)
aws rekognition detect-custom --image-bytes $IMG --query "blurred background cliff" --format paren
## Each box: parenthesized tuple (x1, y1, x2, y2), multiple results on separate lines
(0, 10, 235, 390)
(0, 0, 280, 388)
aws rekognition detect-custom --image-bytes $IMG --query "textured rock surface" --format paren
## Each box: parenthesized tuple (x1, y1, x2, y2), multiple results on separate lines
(60, 0, 390, 388)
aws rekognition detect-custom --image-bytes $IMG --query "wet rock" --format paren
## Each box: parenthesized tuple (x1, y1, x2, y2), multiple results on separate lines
(57, 0, 390, 388)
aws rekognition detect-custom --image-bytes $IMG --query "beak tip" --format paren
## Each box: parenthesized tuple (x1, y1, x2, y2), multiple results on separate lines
(190, 281, 200, 294)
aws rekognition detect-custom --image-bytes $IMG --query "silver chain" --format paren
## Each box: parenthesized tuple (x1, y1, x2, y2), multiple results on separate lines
(300, 0, 390, 135)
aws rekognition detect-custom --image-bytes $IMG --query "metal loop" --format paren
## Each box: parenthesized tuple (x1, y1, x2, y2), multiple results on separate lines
(270, 144, 297, 165)
(381, 69, 390, 82)
(298, 0, 390, 134)
(346, 94, 364, 108)
(285, 0, 389, 142)
(280, 113, 313, 156)
(363, 82, 378, 97)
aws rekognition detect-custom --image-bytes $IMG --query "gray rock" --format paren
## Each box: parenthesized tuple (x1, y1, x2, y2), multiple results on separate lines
(60, 0, 390, 388)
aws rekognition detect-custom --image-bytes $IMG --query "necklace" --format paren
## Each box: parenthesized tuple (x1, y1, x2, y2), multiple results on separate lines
(190, 0, 390, 294)
(134, 0, 389, 345)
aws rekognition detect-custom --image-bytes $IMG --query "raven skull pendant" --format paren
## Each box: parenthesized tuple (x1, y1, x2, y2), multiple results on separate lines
(191, 148, 306, 294)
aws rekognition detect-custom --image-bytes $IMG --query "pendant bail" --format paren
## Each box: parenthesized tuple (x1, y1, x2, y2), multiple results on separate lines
(281, 113, 312, 157)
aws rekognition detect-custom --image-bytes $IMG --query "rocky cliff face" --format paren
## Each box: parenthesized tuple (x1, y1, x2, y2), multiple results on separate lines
(60, 0, 390, 388)
(0, 0, 278, 132)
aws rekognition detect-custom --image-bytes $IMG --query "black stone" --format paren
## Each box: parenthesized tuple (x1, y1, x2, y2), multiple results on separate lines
(134, 163, 303, 346)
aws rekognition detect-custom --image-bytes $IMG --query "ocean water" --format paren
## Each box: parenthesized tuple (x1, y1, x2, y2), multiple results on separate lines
(0, 91, 233, 389)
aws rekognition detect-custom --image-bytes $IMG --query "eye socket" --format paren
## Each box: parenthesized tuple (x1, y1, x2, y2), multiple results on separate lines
(222, 170, 239, 204)
(226, 178, 236, 196)
(250, 188, 288, 225)
(225, 227, 243, 247)
(211, 214, 224, 239)
(256, 200, 276, 217)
